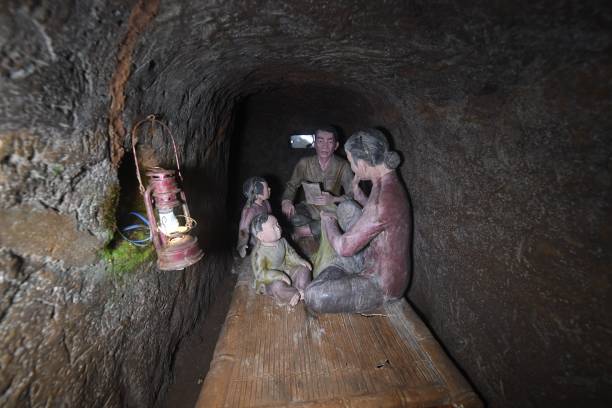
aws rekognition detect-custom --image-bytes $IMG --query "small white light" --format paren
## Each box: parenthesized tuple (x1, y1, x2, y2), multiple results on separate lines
(290, 134, 315, 148)
(158, 209, 180, 235)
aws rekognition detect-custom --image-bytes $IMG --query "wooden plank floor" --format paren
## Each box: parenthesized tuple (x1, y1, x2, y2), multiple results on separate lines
(196, 257, 481, 408)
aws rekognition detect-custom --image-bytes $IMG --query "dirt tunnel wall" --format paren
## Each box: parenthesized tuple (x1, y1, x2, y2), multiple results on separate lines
(1, 1, 611, 407)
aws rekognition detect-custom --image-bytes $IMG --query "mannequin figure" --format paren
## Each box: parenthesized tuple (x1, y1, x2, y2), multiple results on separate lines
(237, 176, 272, 258)
(250, 214, 312, 307)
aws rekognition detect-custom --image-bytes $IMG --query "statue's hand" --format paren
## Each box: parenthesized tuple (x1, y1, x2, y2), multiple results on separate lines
(323, 192, 336, 205)
(282, 200, 295, 217)
(281, 275, 292, 286)
(320, 210, 337, 221)
(312, 192, 334, 206)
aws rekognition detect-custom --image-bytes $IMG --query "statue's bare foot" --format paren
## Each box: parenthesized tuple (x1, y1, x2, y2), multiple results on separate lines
(289, 293, 300, 307)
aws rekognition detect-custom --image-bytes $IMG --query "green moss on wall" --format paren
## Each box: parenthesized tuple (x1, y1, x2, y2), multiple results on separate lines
(100, 239, 155, 280)
(98, 179, 157, 280)
(100, 183, 120, 232)
(51, 164, 64, 176)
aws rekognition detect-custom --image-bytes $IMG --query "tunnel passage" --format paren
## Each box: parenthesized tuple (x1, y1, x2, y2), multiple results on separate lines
(226, 83, 388, 229)
(1, 1, 611, 408)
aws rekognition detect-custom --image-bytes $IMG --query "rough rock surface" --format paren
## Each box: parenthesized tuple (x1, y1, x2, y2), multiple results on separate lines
(1, 0, 611, 407)
(1, 1, 230, 407)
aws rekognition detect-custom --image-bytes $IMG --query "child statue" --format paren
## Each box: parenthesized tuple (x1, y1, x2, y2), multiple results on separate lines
(237, 176, 272, 258)
(250, 213, 312, 307)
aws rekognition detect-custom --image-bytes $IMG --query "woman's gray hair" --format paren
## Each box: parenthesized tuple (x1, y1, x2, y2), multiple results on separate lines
(242, 176, 266, 207)
(344, 128, 400, 169)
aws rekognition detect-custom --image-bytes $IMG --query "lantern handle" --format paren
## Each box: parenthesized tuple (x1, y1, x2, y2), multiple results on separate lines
(131, 114, 184, 194)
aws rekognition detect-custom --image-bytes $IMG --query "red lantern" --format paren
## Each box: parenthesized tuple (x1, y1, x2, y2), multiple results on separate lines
(131, 115, 204, 270)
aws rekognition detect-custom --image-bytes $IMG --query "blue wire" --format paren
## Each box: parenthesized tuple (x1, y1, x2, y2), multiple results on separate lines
(118, 212, 152, 246)
(128, 211, 150, 225)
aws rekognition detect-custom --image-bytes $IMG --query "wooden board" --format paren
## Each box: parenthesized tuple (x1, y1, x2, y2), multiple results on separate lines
(196, 258, 482, 408)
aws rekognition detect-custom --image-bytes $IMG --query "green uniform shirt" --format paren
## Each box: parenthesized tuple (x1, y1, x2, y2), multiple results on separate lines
(281, 155, 353, 203)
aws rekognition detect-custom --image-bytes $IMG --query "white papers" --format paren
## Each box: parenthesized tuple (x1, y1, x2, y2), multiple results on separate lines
(301, 182, 322, 205)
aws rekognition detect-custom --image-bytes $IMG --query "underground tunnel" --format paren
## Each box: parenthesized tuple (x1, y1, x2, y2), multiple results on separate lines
(1, 1, 611, 407)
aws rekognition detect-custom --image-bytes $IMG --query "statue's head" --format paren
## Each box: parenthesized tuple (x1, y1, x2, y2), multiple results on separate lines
(251, 213, 281, 244)
(344, 128, 400, 178)
(314, 126, 339, 161)
(242, 176, 270, 206)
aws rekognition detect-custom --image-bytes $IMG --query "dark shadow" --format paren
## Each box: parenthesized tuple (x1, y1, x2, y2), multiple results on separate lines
(408, 299, 486, 406)
(182, 164, 232, 255)
(116, 152, 144, 221)
(225, 100, 249, 251)
(162, 272, 238, 408)
(112, 152, 150, 249)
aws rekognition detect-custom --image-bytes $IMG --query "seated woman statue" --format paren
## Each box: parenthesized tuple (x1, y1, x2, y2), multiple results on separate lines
(304, 128, 411, 313)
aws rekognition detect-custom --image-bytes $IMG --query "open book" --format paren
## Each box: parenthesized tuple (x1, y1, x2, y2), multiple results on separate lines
(301, 182, 322, 205)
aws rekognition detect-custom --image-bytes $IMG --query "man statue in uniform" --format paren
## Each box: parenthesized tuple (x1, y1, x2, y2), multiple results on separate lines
(281, 127, 354, 238)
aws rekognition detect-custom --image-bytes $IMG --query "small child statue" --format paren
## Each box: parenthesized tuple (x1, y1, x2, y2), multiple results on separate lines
(250, 213, 312, 307)
(237, 176, 272, 258)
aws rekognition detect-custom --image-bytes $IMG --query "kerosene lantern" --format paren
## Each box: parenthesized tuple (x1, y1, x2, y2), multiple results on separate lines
(130, 115, 204, 270)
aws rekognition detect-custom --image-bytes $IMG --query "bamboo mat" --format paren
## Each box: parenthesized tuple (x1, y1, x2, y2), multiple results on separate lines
(195, 258, 481, 408)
